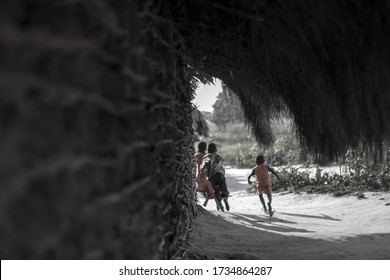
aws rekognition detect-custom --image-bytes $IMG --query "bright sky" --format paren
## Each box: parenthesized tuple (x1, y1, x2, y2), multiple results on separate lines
(193, 79, 222, 112)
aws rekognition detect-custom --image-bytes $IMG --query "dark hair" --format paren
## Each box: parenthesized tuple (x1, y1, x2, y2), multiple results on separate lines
(197, 141, 207, 153)
(256, 154, 265, 164)
(207, 143, 217, 153)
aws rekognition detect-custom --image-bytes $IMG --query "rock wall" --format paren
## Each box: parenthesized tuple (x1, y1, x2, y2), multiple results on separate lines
(0, 0, 196, 259)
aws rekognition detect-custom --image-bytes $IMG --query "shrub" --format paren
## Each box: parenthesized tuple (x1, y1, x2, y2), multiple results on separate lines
(268, 165, 390, 196)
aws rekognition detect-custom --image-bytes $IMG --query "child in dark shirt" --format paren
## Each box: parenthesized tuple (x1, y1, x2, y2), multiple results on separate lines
(201, 143, 230, 211)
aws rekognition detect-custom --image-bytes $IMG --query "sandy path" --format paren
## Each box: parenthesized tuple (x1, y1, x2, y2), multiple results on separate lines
(187, 168, 390, 259)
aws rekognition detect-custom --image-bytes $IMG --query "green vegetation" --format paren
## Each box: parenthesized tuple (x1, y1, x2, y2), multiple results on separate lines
(196, 87, 390, 197)
(204, 117, 305, 169)
(261, 165, 390, 197)
(198, 118, 390, 197)
(210, 122, 389, 197)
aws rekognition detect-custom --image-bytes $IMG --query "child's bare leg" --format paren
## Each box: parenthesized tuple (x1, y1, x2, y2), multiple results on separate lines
(214, 190, 224, 212)
(222, 195, 229, 211)
(267, 194, 273, 212)
(258, 194, 267, 212)
(203, 193, 209, 207)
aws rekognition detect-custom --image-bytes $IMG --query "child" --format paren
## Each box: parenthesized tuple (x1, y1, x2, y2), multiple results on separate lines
(194, 142, 215, 207)
(200, 143, 230, 211)
(247, 154, 280, 214)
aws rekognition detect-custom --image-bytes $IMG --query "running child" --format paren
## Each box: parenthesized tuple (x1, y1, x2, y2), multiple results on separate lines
(247, 154, 280, 214)
(200, 143, 230, 211)
(194, 142, 215, 207)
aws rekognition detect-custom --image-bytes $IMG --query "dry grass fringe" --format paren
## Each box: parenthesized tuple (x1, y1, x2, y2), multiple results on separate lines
(165, 0, 390, 157)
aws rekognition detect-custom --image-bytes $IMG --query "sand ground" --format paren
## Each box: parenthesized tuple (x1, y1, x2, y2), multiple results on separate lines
(187, 167, 390, 259)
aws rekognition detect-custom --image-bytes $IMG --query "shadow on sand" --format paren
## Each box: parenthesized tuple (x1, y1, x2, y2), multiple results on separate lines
(186, 207, 390, 260)
(277, 212, 341, 221)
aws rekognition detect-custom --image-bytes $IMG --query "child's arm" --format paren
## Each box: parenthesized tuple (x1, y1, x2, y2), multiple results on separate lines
(267, 165, 280, 180)
(247, 168, 255, 185)
(200, 158, 210, 178)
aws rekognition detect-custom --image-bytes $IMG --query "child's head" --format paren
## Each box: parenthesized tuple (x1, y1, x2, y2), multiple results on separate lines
(207, 143, 217, 153)
(256, 154, 265, 164)
(197, 141, 207, 153)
